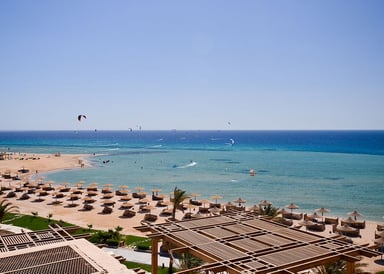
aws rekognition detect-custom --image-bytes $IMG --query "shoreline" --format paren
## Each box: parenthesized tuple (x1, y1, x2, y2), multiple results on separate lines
(1, 152, 383, 272)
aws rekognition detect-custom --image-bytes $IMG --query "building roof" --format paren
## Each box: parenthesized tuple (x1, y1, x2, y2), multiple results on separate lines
(136, 212, 380, 274)
(0, 226, 134, 274)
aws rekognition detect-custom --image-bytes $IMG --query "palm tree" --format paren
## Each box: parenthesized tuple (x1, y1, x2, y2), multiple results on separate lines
(259, 204, 280, 220)
(313, 259, 367, 274)
(171, 187, 189, 220)
(177, 253, 204, 273)
(169, 187, 189, 274)
(0, 199, 19, 223)
(314, 260, 345, 274)
(47, 213, 53, 223)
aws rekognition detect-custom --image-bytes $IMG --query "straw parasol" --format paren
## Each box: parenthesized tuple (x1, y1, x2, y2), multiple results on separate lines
(102, 199, 116, 206)
(102, 193, 114, 199)
(69, 193, 80, 200)
(374, 237, 384, 260)
(348, 210, 363, 220)
(120, 202, 134, 209)
(211, 195, 223, 204)
(83, 197, 96, 204)
(119, 185, 129, 190)
(233, 197, 246, 207)
(336, 224, 359, 236)
(138, 198, 150, 204)
(61, 182, 70, 188)
(160, 200, 172, 208)
(376, 231, 384, 238)
(51, 192, 65, 204)
(190, 193, 201, 200)
(183, 203, 197, 212)
(286, 203, 299, 213)
(151, 188, 162, 194)
(200, 199, 211, 207)
(143, 204, 156, 211)
(315, 207, 330, 222)
(315, 207, 330, 216)
(209, 207, 221, 215)
(89, 182, 98, 187)
(86, 190, 98, 196)
(74, 181, 85, 189)
(259, 200, 272, 207)
(120, 195, 132, 201)
(298, 220, 316, 231)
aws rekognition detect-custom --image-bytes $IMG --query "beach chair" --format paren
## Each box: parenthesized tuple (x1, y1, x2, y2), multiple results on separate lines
(101, 206, 113, 214)
(122, 209, 136, 218)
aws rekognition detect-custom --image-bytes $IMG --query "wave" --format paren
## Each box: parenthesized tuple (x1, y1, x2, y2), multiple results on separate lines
(149, 145, 162, 148)
(173, 161, 197, 169)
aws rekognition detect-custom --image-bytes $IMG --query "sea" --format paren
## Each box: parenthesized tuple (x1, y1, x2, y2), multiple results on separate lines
(1, 130, 383, 222)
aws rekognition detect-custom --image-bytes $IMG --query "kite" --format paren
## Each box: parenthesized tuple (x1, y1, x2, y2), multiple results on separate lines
(78, 115, 87, 122)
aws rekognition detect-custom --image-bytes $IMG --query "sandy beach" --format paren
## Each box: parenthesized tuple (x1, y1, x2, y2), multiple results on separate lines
(1, 153, 383, 273)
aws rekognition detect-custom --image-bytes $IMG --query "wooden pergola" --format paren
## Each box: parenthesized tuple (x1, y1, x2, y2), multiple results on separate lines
(135, 212, 380, 274)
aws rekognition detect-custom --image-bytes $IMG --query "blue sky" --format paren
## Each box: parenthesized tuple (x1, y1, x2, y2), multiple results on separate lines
(1, 0, 383, 130)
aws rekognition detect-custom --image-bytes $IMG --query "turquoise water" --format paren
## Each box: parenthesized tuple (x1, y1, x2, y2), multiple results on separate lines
(1, 130, 383, 221)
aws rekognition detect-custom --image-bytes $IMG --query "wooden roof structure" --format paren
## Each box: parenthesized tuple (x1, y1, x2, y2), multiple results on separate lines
(0, 225, 133, 274)
(135, 212, 380, 274)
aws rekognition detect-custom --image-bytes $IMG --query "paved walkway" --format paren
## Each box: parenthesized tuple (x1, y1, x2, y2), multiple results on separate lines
(0, 224, 32, 233)
(102, 246, 177, 267)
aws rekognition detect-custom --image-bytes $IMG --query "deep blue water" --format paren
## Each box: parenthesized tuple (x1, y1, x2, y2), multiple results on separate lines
(1, 130, 383, 221)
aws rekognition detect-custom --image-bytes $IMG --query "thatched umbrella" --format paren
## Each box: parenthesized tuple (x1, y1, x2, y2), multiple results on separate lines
(190, 193, 201, 200)
(183, 203, 197, 212)
(138, 197, 150, 204)
(74, 181, 85, 189)
(315, 207, 330, 216)
(83, 197, 96, 204)
(120, 202, 134, 209)
(102, 199, 115, 207)
(86, 190, 98, 196)
(233, 197, 246, 207)
(298, 220, 316, 231)
(209, 207, 221, 215)
(286, 203, 299, 213)
(315, 207, 330, 222)
(259, 200, 272, 210)
(211, 195, 223, 204)
(374, 237, 384, 260)
(200, 199, 211, 208)
(102, 193, 114, 199)
(336, 224, 358, 235)
(348, 210, 363, 221)
(120, 195, 132, 201)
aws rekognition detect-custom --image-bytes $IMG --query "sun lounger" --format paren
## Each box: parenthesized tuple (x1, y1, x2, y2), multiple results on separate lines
(282, 212, 303, 220)
(101, 206, 113, 214)
(122, 209, 136, 218)
(189, 199, 202, 206)
(144, 213, 157, 222)
(324, 216, 339, 225)
(281, 218, 293, 226)
(306, 223, 325, 232)
(82, 204, 94, 211)
(341, 219, 366, 229)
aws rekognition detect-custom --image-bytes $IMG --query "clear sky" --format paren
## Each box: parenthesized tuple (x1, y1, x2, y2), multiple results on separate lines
(1, 0, 383, 130)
